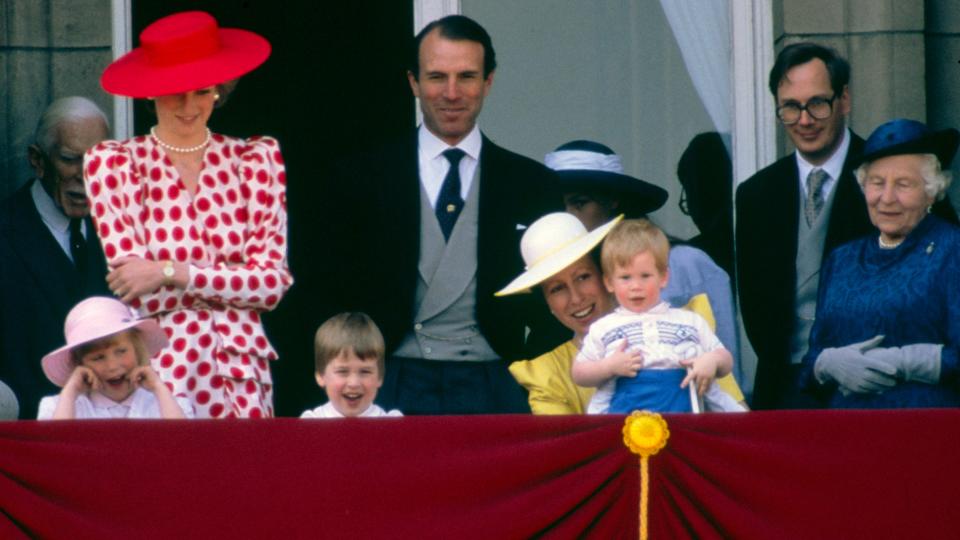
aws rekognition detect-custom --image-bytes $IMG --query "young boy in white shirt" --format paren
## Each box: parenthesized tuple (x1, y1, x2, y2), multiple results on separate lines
(301, 312, 402, 418)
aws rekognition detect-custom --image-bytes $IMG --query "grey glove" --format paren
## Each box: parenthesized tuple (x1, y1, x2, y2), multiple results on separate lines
(864, 343, 943, 385)
(814, 335, 898, 394)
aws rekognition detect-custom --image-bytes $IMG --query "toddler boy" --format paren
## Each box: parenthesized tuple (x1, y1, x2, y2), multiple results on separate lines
(572, 219, 742, 413)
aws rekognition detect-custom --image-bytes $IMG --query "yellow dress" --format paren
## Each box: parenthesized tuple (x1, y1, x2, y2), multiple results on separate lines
(510, 293, 745, 414)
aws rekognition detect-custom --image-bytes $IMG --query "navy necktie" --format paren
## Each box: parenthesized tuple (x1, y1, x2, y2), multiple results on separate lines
(436, 148, 466, 241)
(69, 218, 87, 273)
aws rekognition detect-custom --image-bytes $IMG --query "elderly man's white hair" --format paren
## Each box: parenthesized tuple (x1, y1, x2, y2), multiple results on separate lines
(33, 96, 110, 155)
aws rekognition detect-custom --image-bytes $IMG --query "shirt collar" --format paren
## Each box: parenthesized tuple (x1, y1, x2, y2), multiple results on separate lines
(615, 301, 670, 316)
(795, 127, 851, 184)
(418, 123, 482, 161)
(319, 401, 384, 418)
(89, 388, 138, 410)
(30, 179, 71, 233)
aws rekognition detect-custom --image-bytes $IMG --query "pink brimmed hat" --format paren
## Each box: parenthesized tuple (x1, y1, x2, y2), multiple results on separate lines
(101, 11, 271, 98)
(41, 297, 168, 387)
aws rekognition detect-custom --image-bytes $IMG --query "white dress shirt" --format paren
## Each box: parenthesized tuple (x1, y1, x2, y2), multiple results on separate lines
(31, 179, 84, 261)
(299, 401, 403, 418)
(417, 124, 483, 208)
(37, 387, 195, 419)
(795, 127, 852, 202)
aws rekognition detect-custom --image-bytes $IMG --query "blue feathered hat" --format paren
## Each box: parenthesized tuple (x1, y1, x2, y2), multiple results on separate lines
(856, 119, 959, 168)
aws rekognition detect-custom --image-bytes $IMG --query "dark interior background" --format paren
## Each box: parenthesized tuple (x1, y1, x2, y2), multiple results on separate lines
(134, 2, 415, 416)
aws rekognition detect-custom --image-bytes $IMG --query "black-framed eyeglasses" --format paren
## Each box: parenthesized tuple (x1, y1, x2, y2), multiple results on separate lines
(776, 94, 838, 124)
(678, 186, 690, 216)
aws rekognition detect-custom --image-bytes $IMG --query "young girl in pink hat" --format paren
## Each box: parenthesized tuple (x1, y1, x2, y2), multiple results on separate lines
(38, 297, 193, 419)
(84, 11, 290, 418)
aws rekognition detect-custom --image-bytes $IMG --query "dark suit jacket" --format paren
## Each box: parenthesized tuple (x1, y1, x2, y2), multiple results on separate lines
(736, 134, 958, 409)
(316, 130, 561, 363)
(0, 181, 109, 419)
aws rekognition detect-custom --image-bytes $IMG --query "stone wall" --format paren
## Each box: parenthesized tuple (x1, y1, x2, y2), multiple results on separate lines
(774, 0, 926, 155)
(926, 0, 960, 211)
(0, 0, 113, 200)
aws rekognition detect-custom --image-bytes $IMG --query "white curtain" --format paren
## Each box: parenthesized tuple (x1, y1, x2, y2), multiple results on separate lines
(658, 0, 732, 138)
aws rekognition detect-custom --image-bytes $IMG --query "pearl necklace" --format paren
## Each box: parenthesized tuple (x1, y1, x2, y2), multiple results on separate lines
(150, 126, 211, 153)
(878, 235, 903, 249)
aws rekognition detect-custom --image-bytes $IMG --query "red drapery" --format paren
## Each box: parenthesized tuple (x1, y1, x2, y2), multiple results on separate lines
(2, 410, 958, 539)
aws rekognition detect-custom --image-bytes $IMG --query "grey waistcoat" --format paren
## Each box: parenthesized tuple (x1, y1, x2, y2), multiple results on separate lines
(789, 178, 841, 365)
(392, 166, 499, 361)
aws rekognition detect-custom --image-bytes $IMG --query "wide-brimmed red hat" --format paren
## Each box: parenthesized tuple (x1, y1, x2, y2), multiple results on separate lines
(101, 11, 271, 98)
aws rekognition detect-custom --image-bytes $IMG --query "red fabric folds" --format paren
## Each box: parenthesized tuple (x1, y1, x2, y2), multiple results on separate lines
(0, 416, 636, 539)
(649, 409, 960, 539)
(1, 410, 959, 538)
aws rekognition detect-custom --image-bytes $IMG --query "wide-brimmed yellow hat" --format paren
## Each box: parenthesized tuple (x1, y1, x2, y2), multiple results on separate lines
(495, 213, 622, 296)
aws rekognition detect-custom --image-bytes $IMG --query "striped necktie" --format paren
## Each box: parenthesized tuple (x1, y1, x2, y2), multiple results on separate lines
(804, 168, 829, 226)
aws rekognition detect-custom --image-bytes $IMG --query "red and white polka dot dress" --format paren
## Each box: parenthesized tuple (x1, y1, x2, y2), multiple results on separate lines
(84, 133, 292, 418)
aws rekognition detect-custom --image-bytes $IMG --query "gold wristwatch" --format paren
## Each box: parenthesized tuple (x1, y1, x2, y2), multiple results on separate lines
(162, 261, 175, 286)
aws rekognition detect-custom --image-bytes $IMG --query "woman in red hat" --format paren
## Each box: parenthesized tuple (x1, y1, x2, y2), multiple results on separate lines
(84, 11, 291, 418)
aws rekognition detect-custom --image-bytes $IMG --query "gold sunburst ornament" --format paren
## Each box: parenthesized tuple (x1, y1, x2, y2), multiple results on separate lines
(623, 411, 670, 540)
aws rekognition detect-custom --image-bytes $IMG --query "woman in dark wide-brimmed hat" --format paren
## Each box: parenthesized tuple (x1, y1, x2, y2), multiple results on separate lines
(801, 119, 960, 408)
(84, 11, 291, 418)
(545, 140, 741, 381)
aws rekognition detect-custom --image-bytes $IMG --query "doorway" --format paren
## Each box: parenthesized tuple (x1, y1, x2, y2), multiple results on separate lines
(133, 2, 415, 416)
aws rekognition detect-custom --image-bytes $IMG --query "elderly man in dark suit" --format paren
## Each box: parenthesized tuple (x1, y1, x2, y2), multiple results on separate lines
(0, 96, 110, 419)
(736, 43, 956, 409)
(318, 15, 558, 415)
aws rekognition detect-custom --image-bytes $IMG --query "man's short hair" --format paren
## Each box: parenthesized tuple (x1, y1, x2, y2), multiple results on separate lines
(768, 42, 850, 99)
(314, 312, 386, 377)
(34, 96, 109, 155)
(601, 219, 670, 277)
(409, 15, 497, 80)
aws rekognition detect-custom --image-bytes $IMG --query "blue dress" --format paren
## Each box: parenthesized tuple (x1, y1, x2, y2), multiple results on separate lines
(663, 245, 742, 383)
(801, 215, 960, 408)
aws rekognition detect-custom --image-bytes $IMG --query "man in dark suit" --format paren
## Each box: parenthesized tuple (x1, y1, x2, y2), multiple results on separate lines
(736, 44, 955, 409)
(0, 96, 110, 419)
(318, 15, 558, 415)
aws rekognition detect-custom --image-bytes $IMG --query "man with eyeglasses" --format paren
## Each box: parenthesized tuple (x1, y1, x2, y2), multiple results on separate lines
(736, 43, 955, 410)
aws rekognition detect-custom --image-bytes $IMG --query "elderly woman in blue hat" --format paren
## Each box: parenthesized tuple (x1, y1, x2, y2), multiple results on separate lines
(544, 140, 741, 382)
(802, 119, 960, 408)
